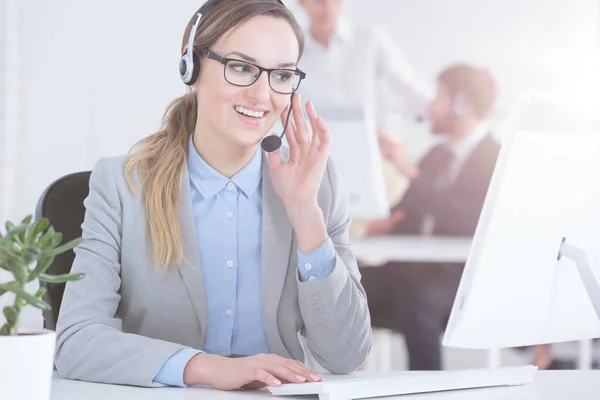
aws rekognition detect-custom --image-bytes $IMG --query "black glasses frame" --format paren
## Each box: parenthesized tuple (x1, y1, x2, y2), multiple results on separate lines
(201, 49, 306, 94)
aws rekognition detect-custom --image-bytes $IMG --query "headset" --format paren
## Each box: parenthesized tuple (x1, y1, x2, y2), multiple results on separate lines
(179, 0, 293, 153)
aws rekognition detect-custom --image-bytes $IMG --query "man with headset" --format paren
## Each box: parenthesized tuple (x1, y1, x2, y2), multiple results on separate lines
(296, 0, 433, 208)
(360, 64, 501, 370)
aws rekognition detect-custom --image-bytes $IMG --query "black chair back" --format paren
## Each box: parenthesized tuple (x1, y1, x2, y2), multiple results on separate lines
(35, 171, 91, 330)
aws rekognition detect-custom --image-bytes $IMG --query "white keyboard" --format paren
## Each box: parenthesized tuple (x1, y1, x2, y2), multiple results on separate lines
(268, 366, 537, 400)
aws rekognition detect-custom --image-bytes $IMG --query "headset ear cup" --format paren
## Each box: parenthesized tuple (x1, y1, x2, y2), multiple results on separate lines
(189, 52, 201, 85)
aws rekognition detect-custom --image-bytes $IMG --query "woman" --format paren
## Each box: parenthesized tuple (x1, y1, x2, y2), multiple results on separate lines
(54, 0, 371, 390)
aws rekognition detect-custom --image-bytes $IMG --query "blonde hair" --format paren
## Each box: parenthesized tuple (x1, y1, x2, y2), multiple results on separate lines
(125, 0, 304, 270)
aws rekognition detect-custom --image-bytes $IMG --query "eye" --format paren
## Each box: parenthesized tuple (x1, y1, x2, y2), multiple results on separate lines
(229, 62, 253, 74)
(273, 70, 293, 83)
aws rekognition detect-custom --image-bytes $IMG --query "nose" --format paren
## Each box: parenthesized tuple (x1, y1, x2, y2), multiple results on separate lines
(246, 70, 271, 103)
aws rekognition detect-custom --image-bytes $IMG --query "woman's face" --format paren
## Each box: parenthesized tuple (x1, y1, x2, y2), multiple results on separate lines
(195, 15, 300, 149)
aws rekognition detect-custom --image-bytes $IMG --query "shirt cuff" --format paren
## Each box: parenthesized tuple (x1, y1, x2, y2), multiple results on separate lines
(297, 237, 336, 282)
(153, 348, 203, 387)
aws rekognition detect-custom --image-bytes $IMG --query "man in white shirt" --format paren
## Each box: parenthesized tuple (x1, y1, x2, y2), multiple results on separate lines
(297, 0, 433, 195)
(361, 64, 501, 370)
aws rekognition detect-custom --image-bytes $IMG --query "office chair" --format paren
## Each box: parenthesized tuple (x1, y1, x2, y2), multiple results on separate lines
(35, 171, 91, 330)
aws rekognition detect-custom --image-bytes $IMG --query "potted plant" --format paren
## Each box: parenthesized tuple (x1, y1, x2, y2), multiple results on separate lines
(0, 215, 84, 400)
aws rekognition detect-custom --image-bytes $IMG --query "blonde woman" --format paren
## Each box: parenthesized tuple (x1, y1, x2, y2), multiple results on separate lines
(54, 0, 371, 390)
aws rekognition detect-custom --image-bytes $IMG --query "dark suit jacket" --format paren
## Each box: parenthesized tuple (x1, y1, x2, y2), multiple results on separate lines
(391, 134, 500, 236)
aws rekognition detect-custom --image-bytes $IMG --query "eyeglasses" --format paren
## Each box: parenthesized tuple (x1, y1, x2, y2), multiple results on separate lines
(201, 49, 306, 95)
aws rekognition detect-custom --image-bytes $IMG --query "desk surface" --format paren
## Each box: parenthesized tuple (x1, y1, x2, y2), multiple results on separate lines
(351, 235, 472, 263)
(51, 371, 600, 400)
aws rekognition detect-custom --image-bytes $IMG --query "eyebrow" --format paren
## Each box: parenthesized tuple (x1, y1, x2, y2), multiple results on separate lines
(224, 51, 297, 69)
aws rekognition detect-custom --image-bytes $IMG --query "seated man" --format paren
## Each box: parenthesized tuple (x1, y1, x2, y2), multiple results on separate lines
(360, 64, 500, 370)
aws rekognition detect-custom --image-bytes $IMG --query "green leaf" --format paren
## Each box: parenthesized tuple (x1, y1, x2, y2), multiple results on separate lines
(3, 306, 18, 326)
(42, 238, 81, 257)
(0, 248, 27, 285)
(39, 272, 85, 284)
(37, 227, 57, 248)
(21, 215, 33, 225)
(25, 218, 50, 245)
(28, 255, 54, 281)
(5, 220, 15, 232)
(10, 261, 27, 286)
(0, 287, 7, 297)
(34, 285, 47, 299)
(6, 223, 27, 248)
(0, 283, 51, 310)
(16, 223, 28, 246)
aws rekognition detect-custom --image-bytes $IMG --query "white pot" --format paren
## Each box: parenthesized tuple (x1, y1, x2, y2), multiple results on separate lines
(0, 329, 56, 400)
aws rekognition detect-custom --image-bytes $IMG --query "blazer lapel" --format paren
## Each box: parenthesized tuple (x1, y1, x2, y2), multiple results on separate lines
(176, 165, 207, 348)
(260, 153, 294, 357)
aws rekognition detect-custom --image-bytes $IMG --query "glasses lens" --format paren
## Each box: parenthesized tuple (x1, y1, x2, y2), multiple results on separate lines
(225, 61, 261, 86)
(269, 70, 302, 94)
(224, 60, 302, 94)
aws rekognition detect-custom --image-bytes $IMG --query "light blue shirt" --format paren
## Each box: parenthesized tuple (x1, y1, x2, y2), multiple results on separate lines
(153, 137, 336, 387)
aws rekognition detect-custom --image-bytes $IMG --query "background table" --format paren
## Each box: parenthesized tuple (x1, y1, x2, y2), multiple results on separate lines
(351, 235, 472, 263)
(50, 371, 600, 400)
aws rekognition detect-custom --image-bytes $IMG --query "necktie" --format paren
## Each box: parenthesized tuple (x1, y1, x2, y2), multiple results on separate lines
(430, 145, 456, 190)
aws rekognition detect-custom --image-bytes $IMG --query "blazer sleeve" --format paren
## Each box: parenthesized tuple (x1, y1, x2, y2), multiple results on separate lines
(296, 157, 372, 373)
(54, 158, 191, 387)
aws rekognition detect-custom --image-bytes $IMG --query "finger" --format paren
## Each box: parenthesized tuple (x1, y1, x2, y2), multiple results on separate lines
(284, 359, 323, 382)
(305, 100, 321, 148)
(267, 138, 282, 171)
(267, 364, 308, 384)
(292, 93, 309, 146)
(281, 106, 300, 162)
(255, 369, 282, 387)
(316, 116, 331, 152)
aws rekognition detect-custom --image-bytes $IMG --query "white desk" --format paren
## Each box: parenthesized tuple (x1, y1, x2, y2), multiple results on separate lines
(50, 371, 600, 399)
(351, 235, 472, 263)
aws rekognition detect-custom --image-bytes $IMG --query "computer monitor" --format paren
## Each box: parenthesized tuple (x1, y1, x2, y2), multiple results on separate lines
(273, 104, 390, 220)
(443, 91, 600, 352)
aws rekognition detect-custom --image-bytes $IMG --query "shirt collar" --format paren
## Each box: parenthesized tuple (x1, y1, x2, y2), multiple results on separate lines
(304, 15, 353, 48)
(334, 16, 353, 43)
(187, 135, 262, 199)
(445, 121, 490, 163)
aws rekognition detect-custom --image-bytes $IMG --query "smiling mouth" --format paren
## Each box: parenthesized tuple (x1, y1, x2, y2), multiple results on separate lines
(234, 106, 268, 119)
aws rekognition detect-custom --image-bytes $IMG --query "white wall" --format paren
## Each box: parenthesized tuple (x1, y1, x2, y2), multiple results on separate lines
(12, 0, 599, 220)
(4, 0, 599, 329)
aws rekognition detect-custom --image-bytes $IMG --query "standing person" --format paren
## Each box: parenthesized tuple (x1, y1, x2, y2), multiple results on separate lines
(297, 0, 434, 212)
(54, 0, 371, 389)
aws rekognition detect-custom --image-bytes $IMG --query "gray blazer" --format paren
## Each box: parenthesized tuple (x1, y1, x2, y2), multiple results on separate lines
(54, 151, 371, 387)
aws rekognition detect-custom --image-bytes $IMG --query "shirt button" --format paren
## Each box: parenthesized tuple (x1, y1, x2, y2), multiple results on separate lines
(226, 211, 234, 219)
(313, 303, 323, 313)
(225, 309, 233, 317)
(227, 260, 234, 267)
(309, 291, 320, 300)
(308, 276, 316, 282)
(304, 263, 312, 270)
(316, 318, 326, 329)
(227, 182, 234, 190)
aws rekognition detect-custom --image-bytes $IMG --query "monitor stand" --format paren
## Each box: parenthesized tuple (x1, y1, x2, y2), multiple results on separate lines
(557, 238, 600, 369)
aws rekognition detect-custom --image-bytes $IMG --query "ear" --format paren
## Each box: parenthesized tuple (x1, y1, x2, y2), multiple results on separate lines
(462, 101, 477, 119)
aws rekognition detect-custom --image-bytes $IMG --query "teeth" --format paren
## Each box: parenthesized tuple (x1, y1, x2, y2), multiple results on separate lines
(235, 106, 264, 118)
